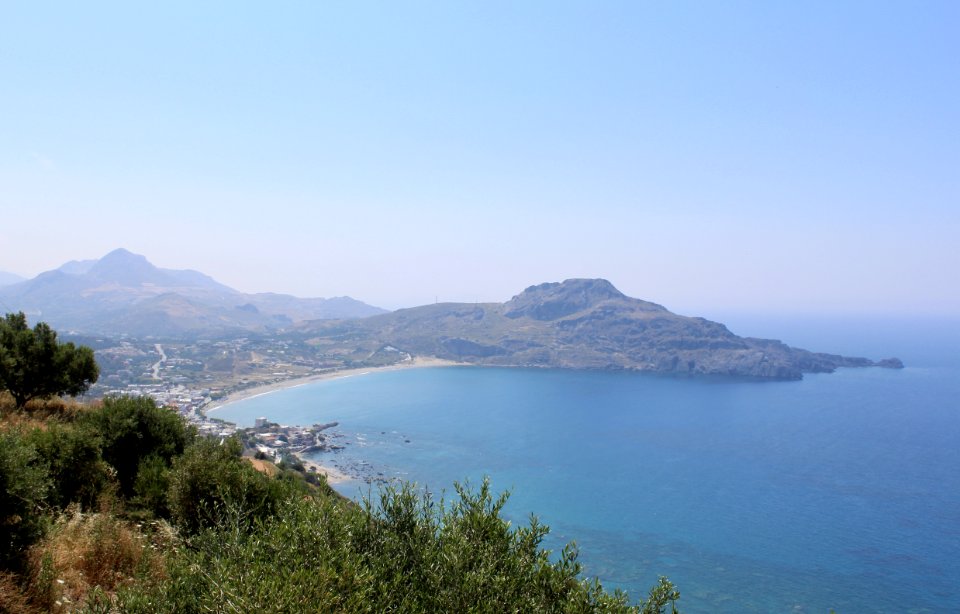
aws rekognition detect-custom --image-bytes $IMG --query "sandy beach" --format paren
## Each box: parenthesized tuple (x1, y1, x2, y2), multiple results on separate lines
(298, 457, 352, 485)
(205, 356, 458, 413)
(206, 356, 457, 486)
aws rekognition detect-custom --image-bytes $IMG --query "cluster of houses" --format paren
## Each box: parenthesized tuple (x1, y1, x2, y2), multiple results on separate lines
(248, 417, 340, 460)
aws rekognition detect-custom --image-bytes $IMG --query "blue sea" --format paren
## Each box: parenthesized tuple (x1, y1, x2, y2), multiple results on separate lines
(215, 316, 960, 613)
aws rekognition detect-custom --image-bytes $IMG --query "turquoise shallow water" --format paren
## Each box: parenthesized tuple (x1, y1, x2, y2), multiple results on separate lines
(215, 319, 960, 613)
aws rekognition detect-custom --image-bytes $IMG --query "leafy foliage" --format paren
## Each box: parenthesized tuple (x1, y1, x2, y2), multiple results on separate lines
(81, 396, 193, 497)
(641, 576, 682, 614)
(0, 432, 49, 571)
(0, 312, 99, 409)
(25, 424, 113, 511)
(167, 436, 298, 535)
(0, 396, 681, 612)
(115, 478, 680, 613)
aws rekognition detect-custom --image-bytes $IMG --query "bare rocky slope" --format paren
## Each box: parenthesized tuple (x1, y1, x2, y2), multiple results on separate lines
(298, 279, 903, 380)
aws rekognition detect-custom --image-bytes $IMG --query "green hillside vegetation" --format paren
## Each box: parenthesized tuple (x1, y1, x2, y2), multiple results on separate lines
(0, 318, 681, 613)
(0, 312, 98, 409)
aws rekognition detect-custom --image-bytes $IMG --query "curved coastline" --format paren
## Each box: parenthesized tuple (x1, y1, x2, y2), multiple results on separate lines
(205, 356, 458, 413)
(204, 357, 458, 485)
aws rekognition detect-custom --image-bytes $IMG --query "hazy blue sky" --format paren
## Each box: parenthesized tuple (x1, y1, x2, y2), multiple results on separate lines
(2, 2, 957, 316)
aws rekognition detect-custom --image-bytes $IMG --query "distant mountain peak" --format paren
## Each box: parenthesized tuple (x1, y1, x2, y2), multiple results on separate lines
(504, 278, 630, 320)
(522, 278, 625, 299)
(104, 247, 137, 258)
(0, 249, 387, 336)
(299, 278, 903, 380)
(96, 248, 150, 268)
(87, 248, 168, 285)
(0, 270, 26, 287)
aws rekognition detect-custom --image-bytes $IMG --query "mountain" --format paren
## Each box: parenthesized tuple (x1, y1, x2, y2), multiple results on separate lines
(296, 278, 903, 380)
(0, 249, 387, 337)
(0, 271, 25, 287)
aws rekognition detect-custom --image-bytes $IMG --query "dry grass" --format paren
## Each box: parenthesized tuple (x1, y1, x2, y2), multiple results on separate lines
(0, 394, 92, 433)
(25, 508, 175, 612)
(0, 571, 41, 614)
(246, 456, 279, 477)
(21, 397, 91, 423)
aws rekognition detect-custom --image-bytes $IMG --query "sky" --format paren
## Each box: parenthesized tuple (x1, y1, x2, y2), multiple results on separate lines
(1, 1, 957, 316)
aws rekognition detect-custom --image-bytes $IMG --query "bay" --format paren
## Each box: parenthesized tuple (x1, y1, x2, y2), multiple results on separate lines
(215, 318, 960, 612)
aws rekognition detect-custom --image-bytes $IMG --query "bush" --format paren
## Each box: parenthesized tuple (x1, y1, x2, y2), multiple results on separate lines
(133, 455, 172, 518)
(25, 423, 113, 511)
(113, 479, 677, 613)
(0, 432, 49, 571)
(359, 478, 635, 612)
(81, 396, 193, 497)
(167, 437, 296, 535)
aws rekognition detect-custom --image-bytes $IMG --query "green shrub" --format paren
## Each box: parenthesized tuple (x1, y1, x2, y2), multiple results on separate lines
(133, 455, 171, 518)
(0, 432, 49, 571)
(167, 437, 294, 535)
(25, 423, 112, 511)
(114, 478, 678, 613)
(81, 396, 193, 497)
(360, 478, 636, 612)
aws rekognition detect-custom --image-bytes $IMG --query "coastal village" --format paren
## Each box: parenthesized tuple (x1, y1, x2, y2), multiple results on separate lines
(81, 335, 414, 484)
(245, 417, 343, 462)
(86, 336, 352, 432)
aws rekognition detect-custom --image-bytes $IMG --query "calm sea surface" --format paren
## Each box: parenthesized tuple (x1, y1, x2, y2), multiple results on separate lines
(215, 317, 960, 613)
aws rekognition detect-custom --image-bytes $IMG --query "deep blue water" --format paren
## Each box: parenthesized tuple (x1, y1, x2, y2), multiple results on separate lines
(215, 318, 960, 613)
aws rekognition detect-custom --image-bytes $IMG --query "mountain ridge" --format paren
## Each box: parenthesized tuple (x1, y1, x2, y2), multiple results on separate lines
(1, 257, 904, 379)
(0, 249, 387, 336)
(0, 270, 25, 287)
(297, 278, 903, 380)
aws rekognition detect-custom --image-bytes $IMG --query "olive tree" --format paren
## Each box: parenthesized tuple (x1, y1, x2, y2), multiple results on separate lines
(0, 312, 99, 409)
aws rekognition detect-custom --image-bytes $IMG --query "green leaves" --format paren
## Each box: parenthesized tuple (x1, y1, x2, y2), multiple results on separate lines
(167, 436, 295, 535)
(0, 312, 99, 409)
(640, 576, 681, 614)
(0, 431, 50, 570)
(25, 423, 112, 511)
(116, 477, 677, 613)
(82, 395, 193, 497)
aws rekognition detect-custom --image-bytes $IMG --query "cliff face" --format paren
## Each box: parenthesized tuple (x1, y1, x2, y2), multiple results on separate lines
(299, 279, 903, 380)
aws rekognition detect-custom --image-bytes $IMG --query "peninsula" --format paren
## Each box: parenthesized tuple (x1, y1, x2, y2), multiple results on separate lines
(296, 279, 903, 381)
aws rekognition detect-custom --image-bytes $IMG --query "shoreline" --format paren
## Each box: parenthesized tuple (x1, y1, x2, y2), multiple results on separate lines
(206, 356, 458, 486)
(205, 356, 459, 414)
(298, 456, 352, 485)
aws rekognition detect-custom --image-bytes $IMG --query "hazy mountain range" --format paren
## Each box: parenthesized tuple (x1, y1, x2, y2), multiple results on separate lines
(0, 251, 901, 379)
(296, 279, 903, 380)
(0, 249, 386, 337)
(0, 271, 25, 287)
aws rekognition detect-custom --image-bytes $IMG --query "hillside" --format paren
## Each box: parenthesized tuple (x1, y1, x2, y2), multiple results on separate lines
(0, 270, 24, 287)
(0, 249, 387, 337)
(298, 279, 903, 380)
(0, 396, 677, 613)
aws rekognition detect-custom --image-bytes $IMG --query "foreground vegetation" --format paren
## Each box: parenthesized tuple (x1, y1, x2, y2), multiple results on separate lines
(0, 313, 98, 410)
(0, 394, 680, 613)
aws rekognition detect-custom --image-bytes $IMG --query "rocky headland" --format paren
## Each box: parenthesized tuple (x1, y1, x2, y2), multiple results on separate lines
(297, 279, 903, 381)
